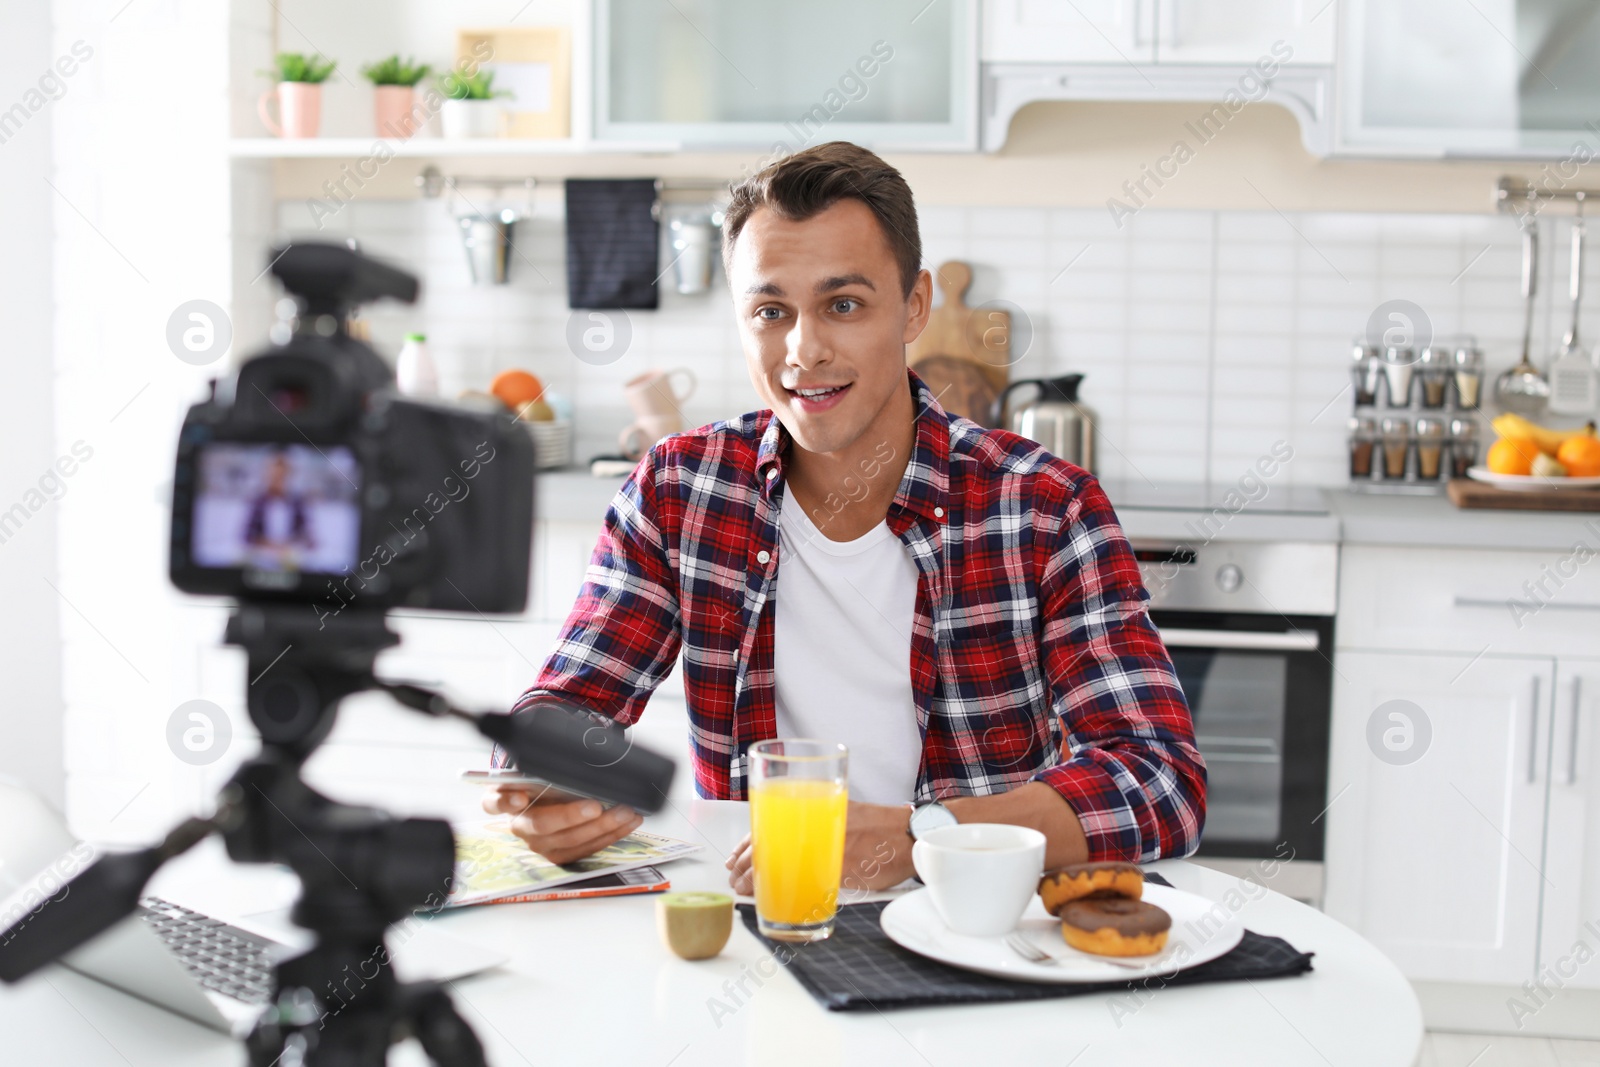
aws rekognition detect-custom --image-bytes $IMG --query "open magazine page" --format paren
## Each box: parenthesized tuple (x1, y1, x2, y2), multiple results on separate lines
(448, 818, 703, 907)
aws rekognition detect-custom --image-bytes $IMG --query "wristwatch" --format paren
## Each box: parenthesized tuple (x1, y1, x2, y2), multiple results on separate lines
(907, 800, 958, 841)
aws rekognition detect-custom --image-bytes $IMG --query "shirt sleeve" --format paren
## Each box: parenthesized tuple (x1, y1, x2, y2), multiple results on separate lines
(494, 453, 684, 768)
(1031, 476, 1208, 863)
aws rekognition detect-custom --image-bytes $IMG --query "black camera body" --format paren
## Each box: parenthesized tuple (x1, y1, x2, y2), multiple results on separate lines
(168, 243, 535, 619)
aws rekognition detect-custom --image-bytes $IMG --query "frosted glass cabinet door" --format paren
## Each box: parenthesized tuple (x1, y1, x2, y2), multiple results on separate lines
(1341, 0, 1600, 155)
(1157, 0, 1335, 64)
(982, 0, 1154, 63)
(596, 0, 977, 149)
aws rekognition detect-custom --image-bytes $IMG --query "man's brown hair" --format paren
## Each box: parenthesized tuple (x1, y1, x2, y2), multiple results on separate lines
(722, 141, 922, 298)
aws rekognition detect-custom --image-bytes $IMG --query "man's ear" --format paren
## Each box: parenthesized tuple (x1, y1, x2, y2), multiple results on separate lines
(902, 268, 933, 345)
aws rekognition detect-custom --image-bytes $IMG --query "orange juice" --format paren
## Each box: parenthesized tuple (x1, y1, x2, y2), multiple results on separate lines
(750, 778, 848, 929)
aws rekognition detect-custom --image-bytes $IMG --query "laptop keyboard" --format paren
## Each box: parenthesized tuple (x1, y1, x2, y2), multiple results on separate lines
(138, 896, 277, 1005)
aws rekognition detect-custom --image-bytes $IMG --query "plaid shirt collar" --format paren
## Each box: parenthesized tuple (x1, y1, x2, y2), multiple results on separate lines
(752, 369, 951, 525)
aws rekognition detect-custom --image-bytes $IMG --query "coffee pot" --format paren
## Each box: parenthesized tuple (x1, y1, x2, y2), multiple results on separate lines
(993, 373, 1095, 472)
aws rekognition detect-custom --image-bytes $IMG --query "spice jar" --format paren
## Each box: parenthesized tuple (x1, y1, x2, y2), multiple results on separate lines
(1380, 417, 1411, 479)
(1452, 345, 1483, 409)
(1348, 416, 1377, 479)
(1449, 417, 1480, 478)
(1382, 346, 1416, 408)
(1418, 346, 1452, 408)
(1351, 343, 1382, 406)
(1414, 417, 1446, 480)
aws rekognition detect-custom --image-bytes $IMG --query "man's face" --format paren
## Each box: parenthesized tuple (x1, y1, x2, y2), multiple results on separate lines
(729, 199, 930, 457)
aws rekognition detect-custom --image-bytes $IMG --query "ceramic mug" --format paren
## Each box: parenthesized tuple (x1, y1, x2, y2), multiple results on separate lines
(624, 368, 696, 419)
(258, 82, 322, 139)
(911, 823, 1046, 937)
(619, 414, 682, 460)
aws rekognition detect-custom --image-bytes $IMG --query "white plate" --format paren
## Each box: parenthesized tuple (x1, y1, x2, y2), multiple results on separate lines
(880, 883, 1243, 984)
(1465, 466, 1600, 491)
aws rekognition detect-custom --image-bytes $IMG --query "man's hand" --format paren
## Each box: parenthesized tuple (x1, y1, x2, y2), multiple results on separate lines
(725, 801, 917, 895)
(481, 787, 642, 866)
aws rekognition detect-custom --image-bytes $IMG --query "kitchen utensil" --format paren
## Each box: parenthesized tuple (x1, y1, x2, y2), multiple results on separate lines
(878, 883, 1243, 984)
(1417, 345, 1452, 408)
(1496, 217, 1552, 415)
(906, 261, 1010, 426)
(1003, 931, 1147, 971)
(1452, 344, 1484, 409)
(1381, 346, 1415, 407)
(1414, 417, 1446, 480)
(1379, 417, 1411, 479)
(1448, 417, 1480, 478)
(1348, 416, 1377, 479)
(1549, 209, 1599, 415)
(459, 210, 520, 285)
(994, 374, 1095, 471)
(1464, 467, 1600, 491)
(669, 216, 719, 295)
(910, 824, 1045, 938)
(1351, 343, 1381, 405)
(624, 368, 696, 419)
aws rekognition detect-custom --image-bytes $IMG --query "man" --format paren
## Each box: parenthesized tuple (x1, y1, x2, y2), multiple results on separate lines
(485, 142, 1205, 892)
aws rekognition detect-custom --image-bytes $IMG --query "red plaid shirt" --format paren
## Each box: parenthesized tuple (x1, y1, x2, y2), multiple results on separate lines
(510, 371, 1206, 863)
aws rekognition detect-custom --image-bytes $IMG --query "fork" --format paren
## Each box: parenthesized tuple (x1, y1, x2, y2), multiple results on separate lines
(1004, 931, 1149, 971)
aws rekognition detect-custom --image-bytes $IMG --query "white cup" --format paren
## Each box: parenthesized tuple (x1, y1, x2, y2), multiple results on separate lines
(911, 823, 1046, 937)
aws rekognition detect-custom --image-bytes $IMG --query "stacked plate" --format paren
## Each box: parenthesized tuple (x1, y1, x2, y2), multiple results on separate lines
(525, 419, 573, 470)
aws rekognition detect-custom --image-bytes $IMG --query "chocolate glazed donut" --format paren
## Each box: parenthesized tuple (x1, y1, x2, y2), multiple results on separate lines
(1037, 861, 1144, 916)
(1059, 897, 1172, 957)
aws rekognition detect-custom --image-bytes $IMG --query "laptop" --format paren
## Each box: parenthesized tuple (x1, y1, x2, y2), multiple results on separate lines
(0, 780, 508, 1036)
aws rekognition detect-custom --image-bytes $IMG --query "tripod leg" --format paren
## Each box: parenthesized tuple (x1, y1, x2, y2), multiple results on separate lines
(406, 982, 488, 1067)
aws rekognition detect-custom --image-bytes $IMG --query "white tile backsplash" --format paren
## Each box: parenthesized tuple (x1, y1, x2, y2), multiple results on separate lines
(256, 200, 1585, 489)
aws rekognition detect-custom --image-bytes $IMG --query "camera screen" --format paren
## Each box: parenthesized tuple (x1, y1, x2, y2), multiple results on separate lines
(190, 443, 361, 575)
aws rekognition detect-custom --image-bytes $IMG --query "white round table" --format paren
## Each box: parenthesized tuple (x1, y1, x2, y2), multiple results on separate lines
(0, 799, 1422, 1066)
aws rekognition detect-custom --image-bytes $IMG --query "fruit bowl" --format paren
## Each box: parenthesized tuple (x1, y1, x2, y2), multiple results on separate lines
(1465, 467, 1600, 491)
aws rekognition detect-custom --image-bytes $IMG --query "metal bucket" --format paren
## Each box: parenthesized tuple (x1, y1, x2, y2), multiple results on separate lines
(458, 210, 518, 285)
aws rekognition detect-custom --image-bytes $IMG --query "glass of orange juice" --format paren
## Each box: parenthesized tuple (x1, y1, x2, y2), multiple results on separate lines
(749, 739, 848, 943)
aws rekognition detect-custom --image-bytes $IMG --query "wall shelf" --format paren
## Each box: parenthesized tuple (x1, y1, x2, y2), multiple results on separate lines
(228, 137, 685, 158)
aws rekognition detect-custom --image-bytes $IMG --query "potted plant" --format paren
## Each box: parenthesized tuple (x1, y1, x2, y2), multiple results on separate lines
(361, 55, 431, 139)
(258, 52, 337, 139)
(438, 69, 509, 139)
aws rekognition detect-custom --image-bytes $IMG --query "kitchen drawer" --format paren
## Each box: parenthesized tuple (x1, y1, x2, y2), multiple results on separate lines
(1338, 545, 1600, 658)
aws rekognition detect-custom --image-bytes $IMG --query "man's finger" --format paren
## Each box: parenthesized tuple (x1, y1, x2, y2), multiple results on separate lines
(513, 806, 640, 852)
(533, 817, 644, 866)
(521, 799, 607, 836)
(724, 833, 752, 869)
(481, 787, 531, 815)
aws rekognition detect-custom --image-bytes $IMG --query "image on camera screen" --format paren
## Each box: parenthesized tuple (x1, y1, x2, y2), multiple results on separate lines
(191, 443, 361, 575)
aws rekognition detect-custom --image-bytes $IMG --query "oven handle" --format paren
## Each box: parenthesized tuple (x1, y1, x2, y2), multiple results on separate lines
(1157, 627, 1321, 652)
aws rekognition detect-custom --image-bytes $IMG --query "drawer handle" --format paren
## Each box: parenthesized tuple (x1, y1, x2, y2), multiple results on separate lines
(1156, 628, 1320, 652)
(1570, 677, 1583, 786)
(1454, 596, 1600, 613)
(1529, 675, 1541, 785)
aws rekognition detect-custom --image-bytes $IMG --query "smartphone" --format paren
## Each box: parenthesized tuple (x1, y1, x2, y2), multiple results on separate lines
(459, 769, 615, 808)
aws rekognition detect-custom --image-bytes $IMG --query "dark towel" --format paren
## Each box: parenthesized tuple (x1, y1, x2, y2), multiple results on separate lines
(565, 179, 660, 310)
(735, 872, 1314, 1012)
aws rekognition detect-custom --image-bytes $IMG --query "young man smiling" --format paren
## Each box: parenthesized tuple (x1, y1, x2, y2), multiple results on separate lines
(485, 142, 1206, 891)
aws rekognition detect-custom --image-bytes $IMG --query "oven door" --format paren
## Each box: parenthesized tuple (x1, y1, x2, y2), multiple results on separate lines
(1149, 610, 1333, 863)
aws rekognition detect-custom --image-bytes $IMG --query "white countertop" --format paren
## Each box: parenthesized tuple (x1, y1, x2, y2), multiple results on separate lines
(0, 800, 1423, 1066)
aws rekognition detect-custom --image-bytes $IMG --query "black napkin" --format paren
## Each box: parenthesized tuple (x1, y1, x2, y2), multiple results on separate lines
(564, 178, 659, 310)
(736, 873, 1313, 1012)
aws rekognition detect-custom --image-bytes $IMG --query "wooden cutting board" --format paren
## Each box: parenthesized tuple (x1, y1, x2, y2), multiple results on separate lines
(1447, 478, 1600, 511)
(907, 261, 1011, 427)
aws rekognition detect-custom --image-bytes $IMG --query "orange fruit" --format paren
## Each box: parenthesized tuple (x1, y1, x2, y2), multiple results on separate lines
(1486, 436, 1541, 476)
(1557, 434, 1600, 478)
(490, 369, 545, 410)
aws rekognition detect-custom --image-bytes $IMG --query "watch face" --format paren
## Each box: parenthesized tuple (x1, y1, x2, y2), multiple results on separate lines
(911, 802, 957, 839)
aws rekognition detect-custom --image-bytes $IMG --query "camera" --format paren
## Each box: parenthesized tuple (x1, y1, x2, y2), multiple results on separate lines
(168, 243, 535, 621)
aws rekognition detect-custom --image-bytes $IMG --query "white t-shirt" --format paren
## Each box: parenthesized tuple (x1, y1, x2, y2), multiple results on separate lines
(772, 489, 923, 805)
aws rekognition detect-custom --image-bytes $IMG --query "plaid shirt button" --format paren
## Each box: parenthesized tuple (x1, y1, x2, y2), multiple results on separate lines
(756, 550, 770, 564)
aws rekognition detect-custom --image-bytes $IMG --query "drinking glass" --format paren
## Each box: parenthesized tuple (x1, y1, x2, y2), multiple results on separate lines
(749, 739, 849, 943)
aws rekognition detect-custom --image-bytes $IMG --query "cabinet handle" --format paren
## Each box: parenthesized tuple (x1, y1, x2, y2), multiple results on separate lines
(1454, 596, 1600, 613)
(1529, 675, 1541, 785)
(1569, 677, 1583, 786)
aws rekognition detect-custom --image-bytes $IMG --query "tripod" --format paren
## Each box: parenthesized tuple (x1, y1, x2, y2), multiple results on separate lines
(0, 604, 676, 1066)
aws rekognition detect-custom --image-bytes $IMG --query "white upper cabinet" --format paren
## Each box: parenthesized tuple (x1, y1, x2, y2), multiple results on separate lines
(1157, 0, 1334, 64)
(982, 0, 1155, 63)
(594, 0, 978, 149)
(982, 0, 1333, 64)
(1340, 0, 1600, 156)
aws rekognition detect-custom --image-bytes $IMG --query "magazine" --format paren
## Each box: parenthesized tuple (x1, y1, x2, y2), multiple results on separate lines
(447, 818, 703, 907)
(454, 865, 672, 907)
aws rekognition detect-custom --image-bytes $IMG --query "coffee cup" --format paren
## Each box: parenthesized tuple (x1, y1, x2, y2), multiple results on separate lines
(624, 368, 696, 419)
(619, 414, 681, 460)
(911, 823, 1046, 937)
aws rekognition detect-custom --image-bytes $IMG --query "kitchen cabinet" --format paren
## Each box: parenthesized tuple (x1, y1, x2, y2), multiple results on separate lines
(981, 0, 1333, 64)
(1539, 662, 1600, 989)
(1339, 0, 1600, 156)
(594, 0, 978, 150)
(1325, 650, 1555, 985)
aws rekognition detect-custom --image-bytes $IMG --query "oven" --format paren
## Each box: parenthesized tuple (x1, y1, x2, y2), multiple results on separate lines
(1132, 539, 1339, 905)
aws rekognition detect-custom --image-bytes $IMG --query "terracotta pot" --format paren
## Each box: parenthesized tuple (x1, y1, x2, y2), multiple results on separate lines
(257, 81, 322, 139)
(373, 85, 421, 139)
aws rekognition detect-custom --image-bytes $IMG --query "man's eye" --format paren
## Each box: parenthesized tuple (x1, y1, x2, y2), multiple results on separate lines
(756, 306, 784, 321)
(831, 299, 859, 314)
